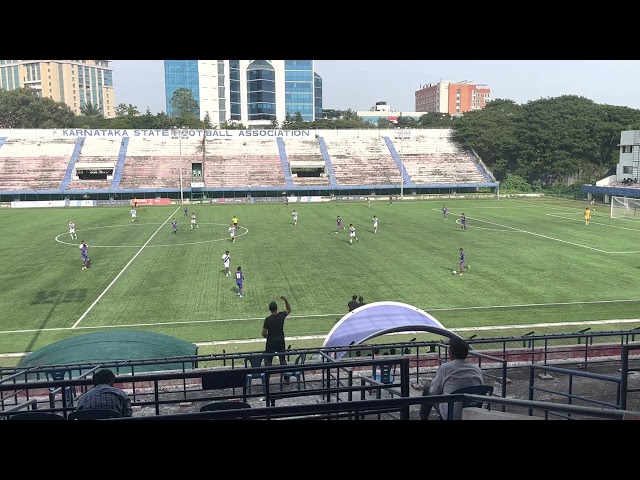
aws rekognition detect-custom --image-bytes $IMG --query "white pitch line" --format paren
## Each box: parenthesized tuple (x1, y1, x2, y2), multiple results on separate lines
(199, 318, 640, 346)
(71, 207, 181, 329)
(465, 216, 610, 252)
(1, 297, 639, 336)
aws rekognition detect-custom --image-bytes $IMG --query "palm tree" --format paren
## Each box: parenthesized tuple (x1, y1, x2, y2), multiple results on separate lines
(81, 102, 102, 117)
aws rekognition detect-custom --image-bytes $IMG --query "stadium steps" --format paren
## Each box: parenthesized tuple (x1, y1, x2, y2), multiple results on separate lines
(111, 137, 130, 189)
(316, 137, 338, 187)
(60, 137, 85, 190)
(276, 137, 294, 189)
(383, 137, 414, 187)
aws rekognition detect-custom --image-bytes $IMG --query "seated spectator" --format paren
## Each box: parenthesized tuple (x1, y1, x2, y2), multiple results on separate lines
(358, 295, 366, 306)
(420, 338, 484, 420)
(76, 368, 133, 417)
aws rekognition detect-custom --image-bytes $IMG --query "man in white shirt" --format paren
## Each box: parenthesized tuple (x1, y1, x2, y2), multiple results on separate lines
(420, 337, 484, 420)
(222, 251, 231, 276)
(69, 221, 77, 240)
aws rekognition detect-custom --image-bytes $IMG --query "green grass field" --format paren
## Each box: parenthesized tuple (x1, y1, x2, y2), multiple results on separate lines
(1, 196, 639, 366)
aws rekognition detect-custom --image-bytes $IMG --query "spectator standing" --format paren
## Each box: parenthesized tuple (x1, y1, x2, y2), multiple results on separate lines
(348, 294, 360, 312)
(75, 368, 133, 417)
(420, 337, 484, 420)
(262, 296, 291, 366)
(358, 295, 366, 307)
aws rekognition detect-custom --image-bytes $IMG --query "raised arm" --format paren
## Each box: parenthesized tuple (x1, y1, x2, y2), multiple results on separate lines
(281, 296, 291, 314)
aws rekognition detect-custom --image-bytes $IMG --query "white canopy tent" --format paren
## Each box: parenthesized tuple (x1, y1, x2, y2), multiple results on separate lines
(322, 301, 461, 359)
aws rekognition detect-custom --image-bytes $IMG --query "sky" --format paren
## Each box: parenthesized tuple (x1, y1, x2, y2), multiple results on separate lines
(110, 60, 640, 115)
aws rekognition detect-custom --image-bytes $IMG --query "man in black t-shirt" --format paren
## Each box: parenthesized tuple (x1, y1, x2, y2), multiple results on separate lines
(348, 294, 360, 312)
(262, 296, 291, 366)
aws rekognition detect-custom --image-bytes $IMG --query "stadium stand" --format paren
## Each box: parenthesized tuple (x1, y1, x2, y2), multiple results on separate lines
(322, 136, 403, 186)
(0, 137, 76, 190)
(202, 137, 285, 188)
(397, 131, 488, 185)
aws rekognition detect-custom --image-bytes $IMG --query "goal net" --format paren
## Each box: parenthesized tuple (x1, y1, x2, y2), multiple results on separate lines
(610, 196, 640, 220)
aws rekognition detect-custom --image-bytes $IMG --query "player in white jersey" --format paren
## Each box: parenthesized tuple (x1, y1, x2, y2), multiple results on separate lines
(372, 215, 378, 233)
(130, 208, 138, 223)
(190, 213, 199, 229)
(69, 221, 77, 240)
(229, 225, 236, 243)
(221, 250, 231, 276)
(349, 224, 358, 244)
(292, 209, 298, 226)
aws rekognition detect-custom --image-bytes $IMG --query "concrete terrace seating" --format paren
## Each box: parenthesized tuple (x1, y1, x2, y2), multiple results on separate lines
(323, 137, 401, 186)
(119, 137, 191, 189)
(78, 137, 121, 157)
(66, 179, 111, 190)
(397, 133, 487, 184)
(119, 156, 182, 189)
(292, 175, 330, 187)
(0, 138, 76, 190)
(203, 137, 285, 188)
(283, 139, 330, 187)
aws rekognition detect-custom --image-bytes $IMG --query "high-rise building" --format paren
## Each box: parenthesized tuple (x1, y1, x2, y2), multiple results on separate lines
(414, 80, 490, 115)
(0, 60, 114, 118)
(164, 60, 323, 128)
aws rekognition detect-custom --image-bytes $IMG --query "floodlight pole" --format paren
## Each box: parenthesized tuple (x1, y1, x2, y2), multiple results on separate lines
(172, 128, 189, 205)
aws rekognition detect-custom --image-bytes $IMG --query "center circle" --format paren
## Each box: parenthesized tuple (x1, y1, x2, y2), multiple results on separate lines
(54, 223, 249, 248)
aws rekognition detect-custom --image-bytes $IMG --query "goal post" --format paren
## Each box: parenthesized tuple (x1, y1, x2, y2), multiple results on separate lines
(610, 195, 640, 220)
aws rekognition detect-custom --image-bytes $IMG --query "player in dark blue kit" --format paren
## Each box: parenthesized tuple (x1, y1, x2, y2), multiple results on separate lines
(184, 206, 188, 217)
(336, 216, 343, 233)
(80, 241, 89, 270)
(235, 266, 245, 297)
(454, 248, 467, 276)
(442, 205, 448, 220)
(460, 213, 467, 230)
(172, 218, 178, 234)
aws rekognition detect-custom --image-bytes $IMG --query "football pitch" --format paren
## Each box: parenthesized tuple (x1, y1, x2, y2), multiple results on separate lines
(1, 196, 639, 365)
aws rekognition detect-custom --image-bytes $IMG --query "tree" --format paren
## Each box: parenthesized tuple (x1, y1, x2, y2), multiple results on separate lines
(0, 87, 76, 128)
(114, 103, 140, 118)
(451, 99, 523, 182)
(418, 112, 452, 128)
(170, 87, 199, 120)
(269, 116, 280, 128)
(80, 102, 103, 117)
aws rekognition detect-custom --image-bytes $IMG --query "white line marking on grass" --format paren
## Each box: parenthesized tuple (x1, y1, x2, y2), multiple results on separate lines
(55, 224, 248, 248)
(71, 207, 181, 329)
(2, 298, 638, 337)
(460, 216, 610, 252)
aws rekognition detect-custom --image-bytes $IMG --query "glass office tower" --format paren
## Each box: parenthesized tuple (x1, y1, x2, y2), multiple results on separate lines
(163, 60, 322, 128)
